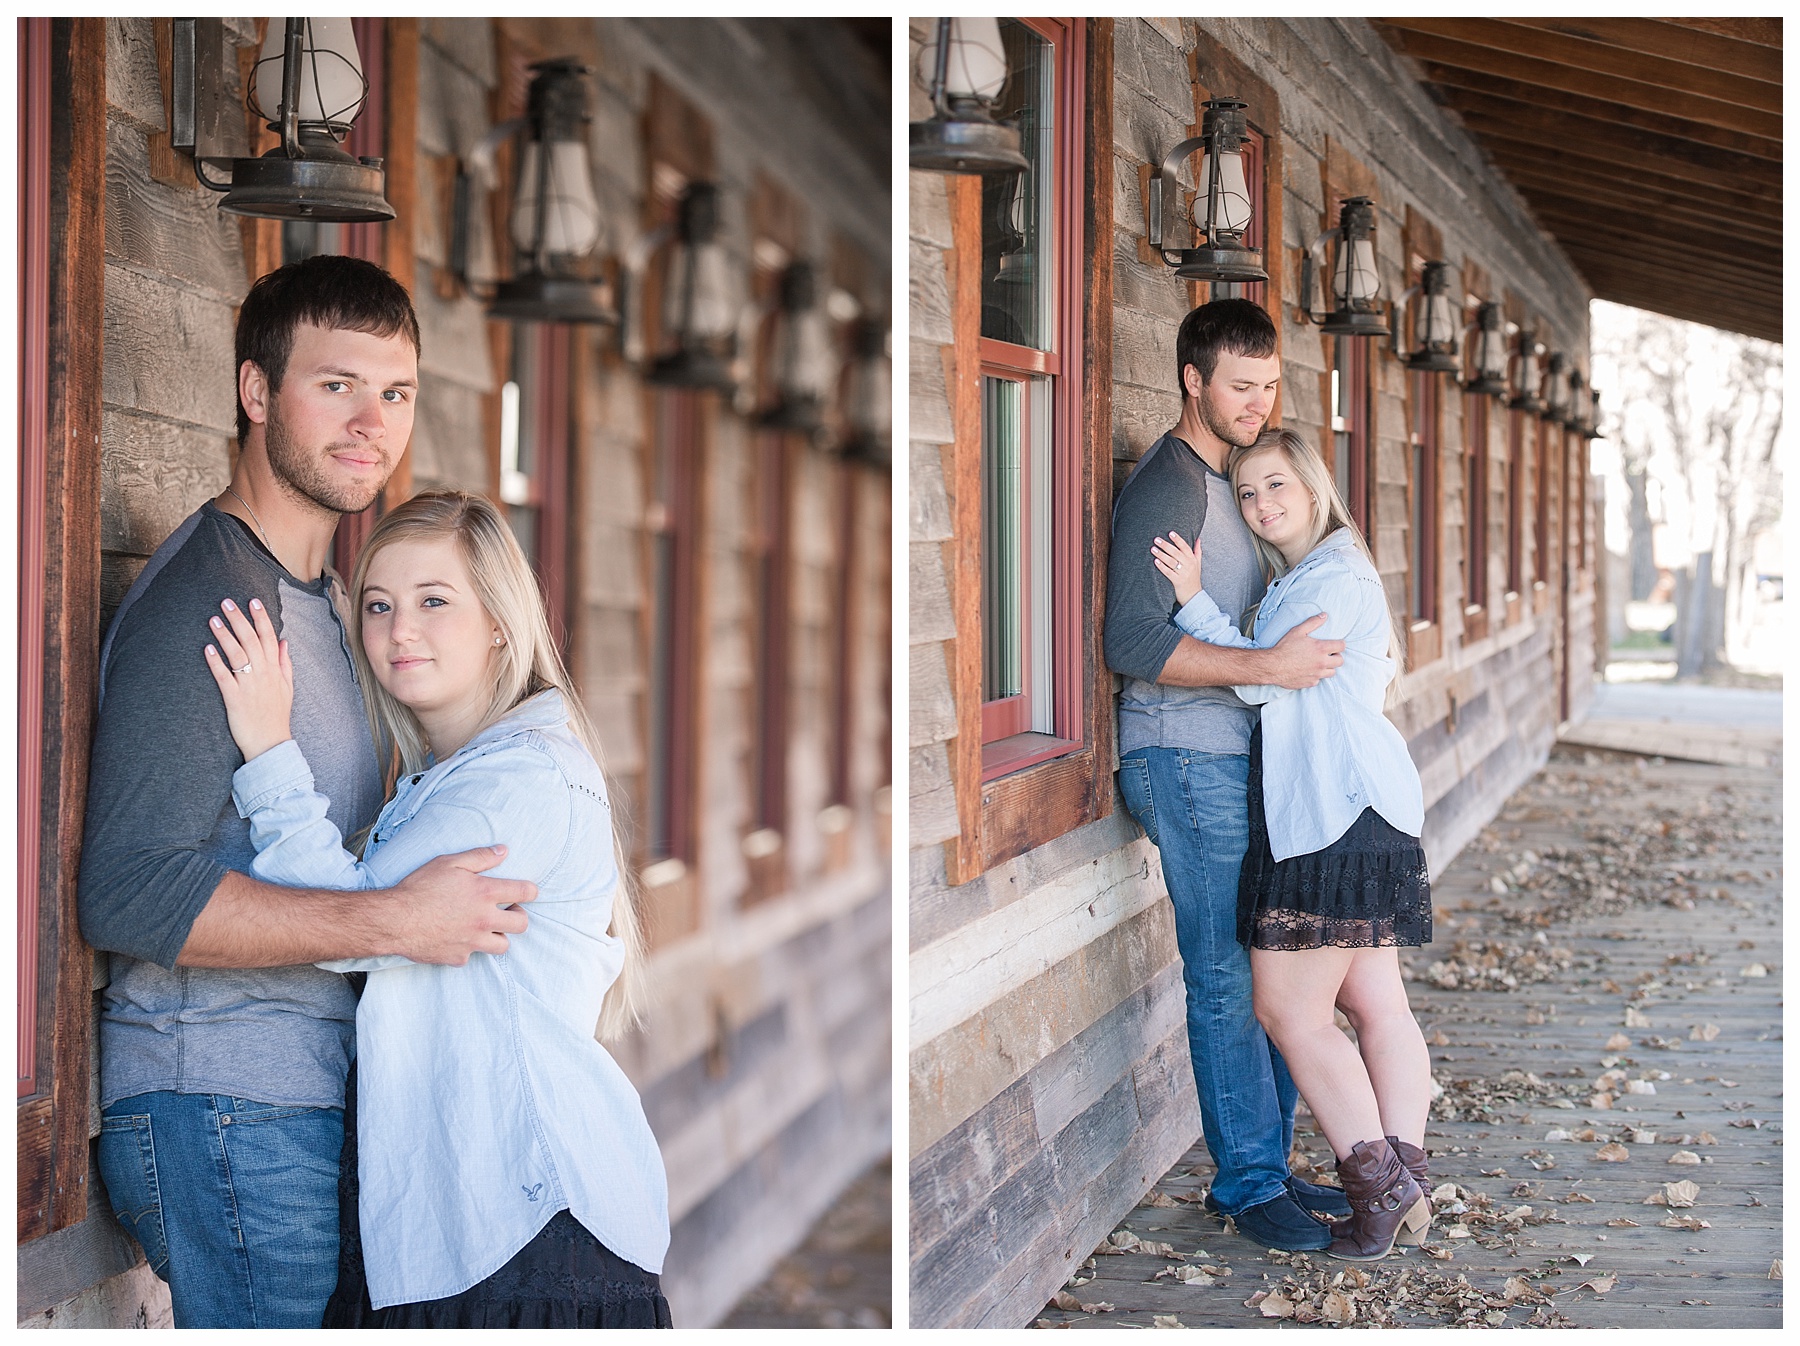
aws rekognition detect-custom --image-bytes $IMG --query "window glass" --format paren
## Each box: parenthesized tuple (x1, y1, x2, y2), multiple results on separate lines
(1409, 370, 1439, 625)
(981, 373, 1052, 733)
(980, 21, 1053, 350)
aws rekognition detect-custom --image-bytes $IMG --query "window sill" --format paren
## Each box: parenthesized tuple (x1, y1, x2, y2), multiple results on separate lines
(982, 731, 1081, 782)
(1462, 603, 1488, 644)
(1407, 619, 1442, 670)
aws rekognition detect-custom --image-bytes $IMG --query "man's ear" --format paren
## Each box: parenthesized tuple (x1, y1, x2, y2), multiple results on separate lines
(239, 360, 271, 428)
(1182, 362, 1205, 401)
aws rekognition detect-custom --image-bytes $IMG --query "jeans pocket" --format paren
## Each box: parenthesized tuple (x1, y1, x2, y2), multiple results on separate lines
(98, 1114, 169, 1277)
(1117, 755, 1158, 846)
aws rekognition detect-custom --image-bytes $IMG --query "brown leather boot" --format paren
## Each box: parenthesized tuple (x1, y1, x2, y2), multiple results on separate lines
(1387, 1136, 1432, 1246)
(1328, 1138, 1427, 1261)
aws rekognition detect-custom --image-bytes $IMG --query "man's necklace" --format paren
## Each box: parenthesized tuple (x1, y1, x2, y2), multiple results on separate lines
(224, 485, 272, 550)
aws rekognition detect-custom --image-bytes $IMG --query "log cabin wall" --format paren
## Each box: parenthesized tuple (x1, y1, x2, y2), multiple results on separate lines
(21, 16, 889, 1330)
(908, 16, 1598, 1327)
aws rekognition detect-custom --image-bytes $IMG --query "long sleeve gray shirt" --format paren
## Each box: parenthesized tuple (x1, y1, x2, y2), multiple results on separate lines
(77, 503, 383, 1108)
(1103, 431, 1267, 757)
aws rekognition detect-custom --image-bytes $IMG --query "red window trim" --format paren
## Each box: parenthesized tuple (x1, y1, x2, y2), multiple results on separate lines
(1408, 368, 1442, 644)
(1506, 406, 1526, 598)
(1330, 334, 1371, 537)
(645, 388, 705, 869)
(979, 16, 1085, 783)
(1463, 389, 1489, 627)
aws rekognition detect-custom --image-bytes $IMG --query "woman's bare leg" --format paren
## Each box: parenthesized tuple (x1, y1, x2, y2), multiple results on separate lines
(1335, 947, 1432, 1148)
(1250, 946, 1383, 1159)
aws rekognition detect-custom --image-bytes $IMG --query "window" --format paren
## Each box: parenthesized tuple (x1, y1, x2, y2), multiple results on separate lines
(1462, 390, 1489, 636)
(1407, 368, 1442, 666)
(643, 389, 703, 877)
(941, 17, 1109, 884)
(498, 321, 575, 649)
(976, 18, 1082, 782)
(744, 427, 794, 900)
(1535, 412, 1557, 612)
(1506, 407, 1526, 599)
(1329, 334, 1370, 535)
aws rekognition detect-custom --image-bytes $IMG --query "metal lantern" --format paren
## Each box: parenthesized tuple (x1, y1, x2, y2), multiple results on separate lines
(990, 171, 1032, 287)
(1303, 196, 1388, 336)
(178, 18, 394, 221)
(1393, 259, 1460, 372)
(1509, 329, 1545, 413)
(1467, 302, 1510, 396)
(1544, 353, 1571, 422)
(761, 262, 837, 432)
(842, 318, 891, 468)
(1146, 96, 1267, 283)
(485, 59, 613, 325)
(910, 18, 1027, 175)
(1583, 386, 1604, 440)
(1566, 369, 1591, 432)
(647, 182, 740, 390)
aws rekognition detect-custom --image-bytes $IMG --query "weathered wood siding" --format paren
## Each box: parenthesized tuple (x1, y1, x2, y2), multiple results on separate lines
(908, 15, 1600, 1328)
(30, 16, 888, 1331)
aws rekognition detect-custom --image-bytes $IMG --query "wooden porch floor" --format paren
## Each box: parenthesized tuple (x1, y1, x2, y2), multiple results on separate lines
(1036, 742, 1782, 1328)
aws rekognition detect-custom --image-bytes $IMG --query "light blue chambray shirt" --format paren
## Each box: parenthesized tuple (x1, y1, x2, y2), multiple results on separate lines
(230, 689, 669, 1309)
(1173, 528, 1426, 862)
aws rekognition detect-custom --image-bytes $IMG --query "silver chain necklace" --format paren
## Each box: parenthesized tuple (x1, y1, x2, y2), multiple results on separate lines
(224, 485, 272, 550)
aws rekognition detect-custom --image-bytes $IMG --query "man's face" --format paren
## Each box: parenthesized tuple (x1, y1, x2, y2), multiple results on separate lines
(1187, 349, 1281, 449)
(251, 321, 419, 516)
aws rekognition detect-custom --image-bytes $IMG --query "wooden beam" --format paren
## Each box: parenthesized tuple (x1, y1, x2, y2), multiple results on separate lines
(1547, 218, 1782, 281)
(1376, 17, 1780, 113)
(1459, 110, 1779, 197)
(1656, 18, 1782, 48)
(1560, 244, 1777, 309)
(1565, 266, 1779, 342)
(1524, 201, 1784, 267)
(1412, 59, 1779, 155)
(1082, 17, 1115, 828)
(1497, 163, 1783, 241)
(1387, 28, 1780, 144)
(1500, 17, 1783, 86)
(1481, 142, 1782, 226)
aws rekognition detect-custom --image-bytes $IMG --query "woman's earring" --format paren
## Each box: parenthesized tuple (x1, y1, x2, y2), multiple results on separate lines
(493, 635, 504, 646)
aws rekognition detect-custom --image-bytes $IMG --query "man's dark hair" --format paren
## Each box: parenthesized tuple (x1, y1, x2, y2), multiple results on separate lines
(234, 254, 421, 442)
(1175, 297, 1278, 398)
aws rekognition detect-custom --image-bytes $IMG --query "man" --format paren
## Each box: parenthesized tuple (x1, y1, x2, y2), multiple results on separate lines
(78, 255, 536, 1327)
(1103, 298, 1350, 1251)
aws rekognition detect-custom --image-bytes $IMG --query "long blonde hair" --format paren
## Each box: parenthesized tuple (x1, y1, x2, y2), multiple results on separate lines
(1228, 428, 1407, 691)
(348, 490, 645, 1040)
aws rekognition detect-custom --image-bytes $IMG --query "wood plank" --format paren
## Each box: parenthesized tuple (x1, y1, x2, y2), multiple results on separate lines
(1081, 17, 1116, 831)
(1495, 168, 1783, 246)
(1480, 141, 1782, 225)
(1411, 58, 1779, 155)
(1500, 16, 1784, 87)
(1377, 17, 1780, 113)
(1657, 18, 1782, 48)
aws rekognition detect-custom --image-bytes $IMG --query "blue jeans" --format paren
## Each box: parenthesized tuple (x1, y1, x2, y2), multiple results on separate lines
(97, 1090, 343, 1328)
(1118, 747, 1299, 1213)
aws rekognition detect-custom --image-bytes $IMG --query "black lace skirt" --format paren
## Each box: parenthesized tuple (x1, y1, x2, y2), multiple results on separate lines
(323, 1065, 672, 1329)
(1237, 724, 1432, 951)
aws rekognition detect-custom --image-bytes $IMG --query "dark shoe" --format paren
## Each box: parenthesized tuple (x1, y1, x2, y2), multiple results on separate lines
(1211, 1191, 1333, 1251)
(1328, 1139, 1427, 1262)
(1287, 1173, 1351, 1220)
(1386, 1137, 1432, 1246)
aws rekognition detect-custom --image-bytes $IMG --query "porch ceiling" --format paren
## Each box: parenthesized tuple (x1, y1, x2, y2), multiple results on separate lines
(1373, 17, 1781, 343)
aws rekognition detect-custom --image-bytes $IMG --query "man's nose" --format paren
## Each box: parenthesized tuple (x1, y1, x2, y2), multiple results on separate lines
(346, 393, 387, 439)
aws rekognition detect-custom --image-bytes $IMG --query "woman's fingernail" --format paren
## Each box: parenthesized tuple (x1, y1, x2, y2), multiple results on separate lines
(249, 598, 262, 611)
(222, 599, 237, 612)
(210, 616, 223, 628)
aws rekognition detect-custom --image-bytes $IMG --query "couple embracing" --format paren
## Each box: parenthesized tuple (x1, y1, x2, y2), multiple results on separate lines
(1105, 299, 1435, 1260)
(77, 255, 671, 1327)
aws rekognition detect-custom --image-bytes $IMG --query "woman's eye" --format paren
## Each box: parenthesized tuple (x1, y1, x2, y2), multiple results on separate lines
(421, 596, 445, 607)
(365, 600, 389, 614)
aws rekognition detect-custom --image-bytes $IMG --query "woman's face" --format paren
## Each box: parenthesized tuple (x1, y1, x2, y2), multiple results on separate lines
(360, 535, 500, 728)
(1235, 449, 1316, 564)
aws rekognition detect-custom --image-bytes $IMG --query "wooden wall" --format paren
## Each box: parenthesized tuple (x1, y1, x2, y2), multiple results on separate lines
(907, 15, 1599, 1328)
(24, 17, 889, 1331)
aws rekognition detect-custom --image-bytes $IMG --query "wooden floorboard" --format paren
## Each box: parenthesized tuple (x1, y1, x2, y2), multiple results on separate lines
(1033, 745, 1783, 1328)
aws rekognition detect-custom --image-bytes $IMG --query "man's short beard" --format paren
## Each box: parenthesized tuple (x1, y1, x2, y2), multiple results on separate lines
(264, 405, 389, 516)
(1197, 382, 1265, 449)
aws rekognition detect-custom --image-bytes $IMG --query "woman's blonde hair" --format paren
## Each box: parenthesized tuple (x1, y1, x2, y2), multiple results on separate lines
(1227, 427, 1407, 693)
(348, 490, 645, 1040)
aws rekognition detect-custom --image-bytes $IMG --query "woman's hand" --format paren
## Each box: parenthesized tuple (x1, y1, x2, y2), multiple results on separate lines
(1151, 530, 1204, 607)
(203, 597, 295, 763)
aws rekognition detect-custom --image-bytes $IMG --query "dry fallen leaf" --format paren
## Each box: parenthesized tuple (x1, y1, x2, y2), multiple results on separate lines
(1320, 1291, 1356, 1324)
(1579, 1275, 1617, 1295)
(1696, 1131, 1719, 1145)
(1689, 1023, 1721, 1041)
(1604, 1032, 1632, 1050)
(1740, 963, 1768, 977)
(1624, 1079, 1657, 1095)
(1151, 1314, 1185, 1328)
(1606, 1218, 1640, 1228)
(1561, 1191, 1596, 1204)
(1422, 1243, 1454, 1260)
(1667, 1150, 1702, 1165)
(1770, 1260, 1782, 1280)
(1142, 1191, 1182, 1209)
(1051, 1291, 1081, 1311)
(1663, 1180, 1701, 1208)
(1595, 1142, 1630, 1162)
(1259, 1293, 1295, 1319)
(1625, 1007, 1653, 1027)
(1659, 1215, 1710, 1231)
(1565, 1253, 1594, 1266)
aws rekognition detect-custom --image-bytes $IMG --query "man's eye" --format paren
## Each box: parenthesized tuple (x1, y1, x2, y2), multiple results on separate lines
(382, 388, 409, 402)
(324, 381, 349, 393)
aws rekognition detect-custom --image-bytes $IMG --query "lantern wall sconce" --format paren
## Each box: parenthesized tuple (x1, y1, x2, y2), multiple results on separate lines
(910, 18, 1028, 175)
(760, 261, 838, 433)
(841, 318, 892, 469)
(171, 17, 394, 222)
(1301, 196, 1388, 337)
(1466, 302, 1511, 396)
(449, 58, 614, 326)
(1544, 352, 1571, 423)
(1391, 259, 1460, 372)
(640, 181, 741, 391)
(1565, 369, 1591, 433)
(1582, 386, 1603, 440)
(1509, 329, 1545, 413)
(1146, 97, 1267, 284)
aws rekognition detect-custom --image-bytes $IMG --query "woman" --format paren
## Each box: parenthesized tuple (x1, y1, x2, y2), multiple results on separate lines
(1150, 428, 1434, 1261)
(202, 491, 672, 1325)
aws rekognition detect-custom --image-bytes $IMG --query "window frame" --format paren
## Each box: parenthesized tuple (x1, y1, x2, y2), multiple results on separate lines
(1328, 333, 1372, 536)
(1461, 386, 1490, 642)
(1505, 404, 1527, 605)
(1406, 366, 1443, 669)
(1534, 406, 1557, 615)
(943, 16, 1111, 886)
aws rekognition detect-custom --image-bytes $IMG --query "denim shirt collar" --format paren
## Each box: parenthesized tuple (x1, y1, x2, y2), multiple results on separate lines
(1267, 527, 1360, 598)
